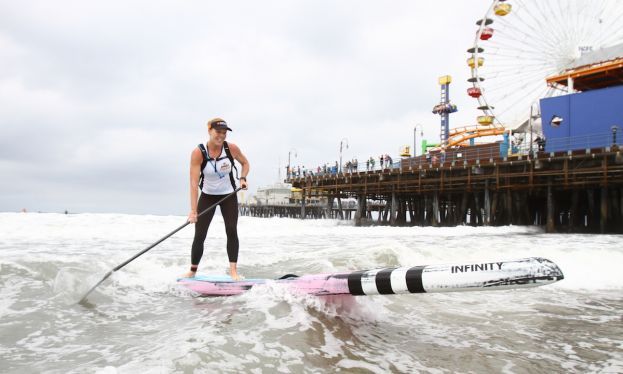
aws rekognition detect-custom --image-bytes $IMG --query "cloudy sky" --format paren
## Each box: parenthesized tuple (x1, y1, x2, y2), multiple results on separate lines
(1, 1, 493, 215)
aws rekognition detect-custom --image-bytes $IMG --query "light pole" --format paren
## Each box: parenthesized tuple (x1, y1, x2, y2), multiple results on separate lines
(528, 101, 539, 159)
(413, 124, 423, 157)
(529, 104, 534, 159)
(288, 148, 297, 179)
(339, 138, 349, 173)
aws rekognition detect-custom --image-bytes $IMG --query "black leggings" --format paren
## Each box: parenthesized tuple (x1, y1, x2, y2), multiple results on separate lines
(191, 192, 239, 265)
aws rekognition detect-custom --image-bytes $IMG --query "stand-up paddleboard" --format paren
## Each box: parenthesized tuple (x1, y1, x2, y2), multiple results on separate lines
(178, 257, 564, 297)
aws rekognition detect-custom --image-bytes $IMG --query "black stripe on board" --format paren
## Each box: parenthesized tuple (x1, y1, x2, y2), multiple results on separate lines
(375, 268, 395, 295)
(406, 266, 426, 293)
(347, 270, 367, 296)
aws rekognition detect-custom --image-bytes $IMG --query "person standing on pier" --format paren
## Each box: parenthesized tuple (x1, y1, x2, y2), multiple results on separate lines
(183, 118, 250, 280)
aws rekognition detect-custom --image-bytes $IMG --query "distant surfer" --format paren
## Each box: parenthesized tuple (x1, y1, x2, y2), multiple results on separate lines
(183, 118, 249, 280)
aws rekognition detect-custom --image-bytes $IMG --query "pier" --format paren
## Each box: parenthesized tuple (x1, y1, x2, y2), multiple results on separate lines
(282, 141, 623, 233)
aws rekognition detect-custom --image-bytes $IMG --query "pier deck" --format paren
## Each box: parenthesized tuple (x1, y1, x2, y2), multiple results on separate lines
(283, 146, 623, 233)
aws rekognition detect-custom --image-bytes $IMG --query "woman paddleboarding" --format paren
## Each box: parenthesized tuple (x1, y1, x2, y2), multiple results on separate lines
(183, 118, 249, 280)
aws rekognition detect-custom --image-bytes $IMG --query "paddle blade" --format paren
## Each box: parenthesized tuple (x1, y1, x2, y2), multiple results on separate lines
(77, 270, 114, 304)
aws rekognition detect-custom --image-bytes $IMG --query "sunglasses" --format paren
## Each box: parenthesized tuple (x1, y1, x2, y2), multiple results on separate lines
(210, 121, 228, 128)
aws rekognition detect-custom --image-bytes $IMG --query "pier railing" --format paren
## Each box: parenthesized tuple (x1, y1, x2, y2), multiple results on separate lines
(287, 130, 622, 179)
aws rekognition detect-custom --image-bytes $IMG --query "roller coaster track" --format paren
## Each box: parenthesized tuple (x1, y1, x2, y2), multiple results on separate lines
(446, 125, 506, 148)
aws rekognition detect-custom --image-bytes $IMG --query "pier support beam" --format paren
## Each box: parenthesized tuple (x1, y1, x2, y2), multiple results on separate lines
(473, 192, 482, 226)
(300, 196, 306, 220)
(432, 192, 440, 226)
(491, 192, 499, 226)
(484, 181, 491, 226)
(337, 197, 344, 220)
(459, 192, 468, 225)
(601, 187, 608, 234)
(355, 194, 366, 226)
(390, 192, 397, 226)
(382, 198, 390, 224)
(506, 189, 513, 225)
(547, 181, 555, 233)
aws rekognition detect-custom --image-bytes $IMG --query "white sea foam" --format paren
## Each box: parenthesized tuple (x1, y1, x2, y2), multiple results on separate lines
(1, 212, 622, 373)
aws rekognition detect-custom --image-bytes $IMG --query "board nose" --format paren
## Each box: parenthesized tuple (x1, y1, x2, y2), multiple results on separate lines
(536, 257, 564, 282)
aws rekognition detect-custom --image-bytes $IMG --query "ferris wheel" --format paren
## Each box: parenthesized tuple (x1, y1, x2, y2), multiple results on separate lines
(467, 0, 623, 131)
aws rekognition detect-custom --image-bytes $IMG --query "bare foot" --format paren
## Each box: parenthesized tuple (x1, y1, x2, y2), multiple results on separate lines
(181, 271, 196, 279)
(229, 262, 243, 281)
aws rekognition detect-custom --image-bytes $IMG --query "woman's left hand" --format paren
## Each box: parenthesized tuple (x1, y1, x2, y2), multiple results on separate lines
(240, 179, 248, 190)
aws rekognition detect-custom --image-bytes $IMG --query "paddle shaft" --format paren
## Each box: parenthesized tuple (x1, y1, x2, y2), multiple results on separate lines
(79, 188, 242, 303)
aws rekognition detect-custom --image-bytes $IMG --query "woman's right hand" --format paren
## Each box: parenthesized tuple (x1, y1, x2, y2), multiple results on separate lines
(188, 211, 198, 223)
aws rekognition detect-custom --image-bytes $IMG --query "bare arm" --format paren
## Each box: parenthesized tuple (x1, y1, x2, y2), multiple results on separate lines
(228, 143, 250, 189)
(188, 147, 203, 222)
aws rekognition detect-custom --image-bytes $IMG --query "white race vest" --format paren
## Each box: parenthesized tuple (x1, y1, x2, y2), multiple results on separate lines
(201, 146, 236, 195)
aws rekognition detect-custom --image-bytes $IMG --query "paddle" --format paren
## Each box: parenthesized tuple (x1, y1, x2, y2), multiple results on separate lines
(78, 187, 242, 304)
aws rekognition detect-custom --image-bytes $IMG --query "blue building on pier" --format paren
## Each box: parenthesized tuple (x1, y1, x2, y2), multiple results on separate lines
(540, 44, 623, 152)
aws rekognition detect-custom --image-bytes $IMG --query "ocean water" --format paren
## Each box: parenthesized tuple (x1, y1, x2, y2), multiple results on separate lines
(0, 212, 622, 373)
